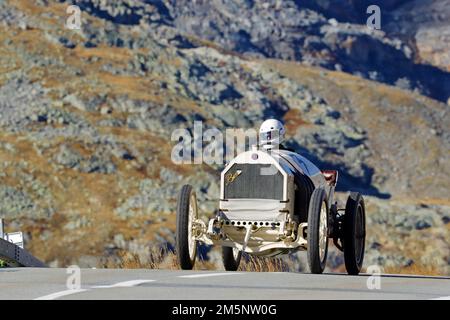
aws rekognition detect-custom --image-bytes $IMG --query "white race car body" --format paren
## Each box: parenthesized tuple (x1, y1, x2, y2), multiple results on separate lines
(196, 147, 337, 256)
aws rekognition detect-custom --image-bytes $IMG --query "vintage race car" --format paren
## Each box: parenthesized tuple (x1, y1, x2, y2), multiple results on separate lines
(176, 146, 366, 275)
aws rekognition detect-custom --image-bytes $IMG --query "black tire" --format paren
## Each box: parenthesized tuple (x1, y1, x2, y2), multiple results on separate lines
(222, 247, 242, 271)
(343, 192, 366, 275)
(176, 185, 198, 270)
(307, 188, 329, 274)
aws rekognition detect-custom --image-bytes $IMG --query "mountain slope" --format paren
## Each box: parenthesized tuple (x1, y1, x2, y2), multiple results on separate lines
(0, 0, 448, 274)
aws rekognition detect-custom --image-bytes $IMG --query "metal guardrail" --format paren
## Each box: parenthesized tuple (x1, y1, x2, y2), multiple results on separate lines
(0, 238, 47, 267)
(0, 219, 47, 268)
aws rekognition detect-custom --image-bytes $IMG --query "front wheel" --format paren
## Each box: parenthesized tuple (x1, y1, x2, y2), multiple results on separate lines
(343, 192, 366, 275)
(222, 247, 242, 271)
(307, 188, 329, 274)
(176, 185, 198, 270)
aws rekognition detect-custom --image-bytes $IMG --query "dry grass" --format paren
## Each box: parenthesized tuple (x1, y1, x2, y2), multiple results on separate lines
(383, 263, 443, 276)
(106, 246, 292, 272)
(85, 247, 449, 276)
(110, 247, 180, 270)
(105, 246, 214, 270)
(283, 109, 312, 136)
(239, 255, 291, 272)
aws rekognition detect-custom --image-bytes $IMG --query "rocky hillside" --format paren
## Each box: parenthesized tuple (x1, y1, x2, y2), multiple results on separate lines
(132, 0, 450, 103)
(0, 0, 448, 274)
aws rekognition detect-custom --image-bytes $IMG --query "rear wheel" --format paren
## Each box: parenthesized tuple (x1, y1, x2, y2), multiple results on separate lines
(307, 188, 329, 274)
(176, 185, 198, 270)
(222, 247, 242, 271)
(343, 192, 366, 275)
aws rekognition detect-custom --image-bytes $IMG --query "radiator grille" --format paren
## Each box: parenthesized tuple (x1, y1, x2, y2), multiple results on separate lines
(224, 164, 284, 200)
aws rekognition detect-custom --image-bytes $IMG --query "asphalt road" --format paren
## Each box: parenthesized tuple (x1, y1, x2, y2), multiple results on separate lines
(0, 268, 449, 300)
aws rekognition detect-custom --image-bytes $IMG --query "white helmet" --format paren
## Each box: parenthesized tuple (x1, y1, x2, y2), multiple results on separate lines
(259, 119, 286, 147)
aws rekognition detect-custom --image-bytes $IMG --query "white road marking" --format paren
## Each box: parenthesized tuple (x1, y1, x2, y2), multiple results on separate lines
(91, 279, 155, 289)
(179, 272, 244, 278)
(34, 279, 155, 300)
(35, 289, 88, 300)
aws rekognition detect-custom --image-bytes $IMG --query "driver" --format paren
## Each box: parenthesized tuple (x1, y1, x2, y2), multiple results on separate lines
(259, 119, 294, 151)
